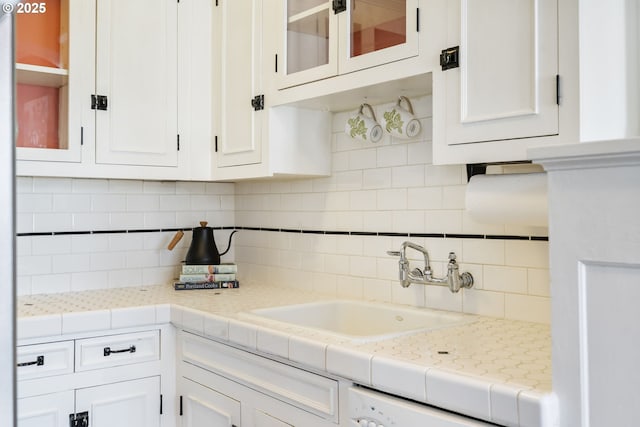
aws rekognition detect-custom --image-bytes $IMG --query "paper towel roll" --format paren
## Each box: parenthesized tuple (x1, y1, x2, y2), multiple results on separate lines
(465, 172, 548, 227)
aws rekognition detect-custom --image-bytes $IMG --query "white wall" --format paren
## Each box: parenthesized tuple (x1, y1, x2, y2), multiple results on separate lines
(234, 96, 551, 323)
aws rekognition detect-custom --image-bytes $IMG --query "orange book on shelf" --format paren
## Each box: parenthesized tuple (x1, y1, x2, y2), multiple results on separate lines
(15, 0, 64, 68)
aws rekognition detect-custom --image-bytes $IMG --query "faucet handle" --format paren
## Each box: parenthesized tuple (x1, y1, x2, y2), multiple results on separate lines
(448, 252, 457, 262)
(386, 250, 402, 257)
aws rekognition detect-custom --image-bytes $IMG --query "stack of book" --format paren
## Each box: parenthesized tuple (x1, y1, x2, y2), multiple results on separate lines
(173, 263, 239, 290)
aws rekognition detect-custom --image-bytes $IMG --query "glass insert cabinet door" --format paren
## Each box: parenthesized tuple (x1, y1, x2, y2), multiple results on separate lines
(15, 0, 83, 162)
(279, 0, 419, 89)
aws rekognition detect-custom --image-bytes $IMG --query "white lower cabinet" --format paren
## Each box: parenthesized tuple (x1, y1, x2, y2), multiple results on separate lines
(17, 326, 174, 427)
(19, 377, 160, 427)
(18, 390, 74, 427)
(179, 377, 241, 427)
(177, 331, 345, 427)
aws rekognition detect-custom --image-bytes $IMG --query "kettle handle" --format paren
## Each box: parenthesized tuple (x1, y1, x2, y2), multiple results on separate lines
(167, 230, 184, 251)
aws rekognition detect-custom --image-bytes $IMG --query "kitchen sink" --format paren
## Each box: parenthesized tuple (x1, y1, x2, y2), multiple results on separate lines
(241, 300, 474, 342)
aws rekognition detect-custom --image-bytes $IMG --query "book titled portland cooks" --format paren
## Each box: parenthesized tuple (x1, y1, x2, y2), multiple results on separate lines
(174, 263, 239, 290)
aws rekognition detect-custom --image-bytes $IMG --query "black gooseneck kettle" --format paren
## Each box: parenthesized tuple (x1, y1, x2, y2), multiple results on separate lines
(168, 221, 237, 265)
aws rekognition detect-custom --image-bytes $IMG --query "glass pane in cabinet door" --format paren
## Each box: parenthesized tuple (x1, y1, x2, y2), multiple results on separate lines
(15, 0, 70, 150)
(286, 0, 330, 74)
(350, 0, 406, 57)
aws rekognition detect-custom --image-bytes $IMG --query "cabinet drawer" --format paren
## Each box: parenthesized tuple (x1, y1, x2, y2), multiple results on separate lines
(181, 332, 339, 422)
(75, 330, 160, 372)
(17, 340, 74, 380)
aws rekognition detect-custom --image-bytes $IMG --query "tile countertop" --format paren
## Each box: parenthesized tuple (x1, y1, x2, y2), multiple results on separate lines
(16, 282, 556, 427)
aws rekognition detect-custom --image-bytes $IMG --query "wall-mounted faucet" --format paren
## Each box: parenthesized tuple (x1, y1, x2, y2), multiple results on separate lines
(387, 241, 473, 293)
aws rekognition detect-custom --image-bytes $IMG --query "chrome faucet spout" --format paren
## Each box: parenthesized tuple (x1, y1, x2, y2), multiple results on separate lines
(387, 243, 474, 293)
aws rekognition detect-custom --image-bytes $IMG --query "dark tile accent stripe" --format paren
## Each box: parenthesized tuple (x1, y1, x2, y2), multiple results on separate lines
(485, 235, 530, 241)
(531, 236, 550, 241)
(410, 233, 446, 238)
(17, 226, 548, 241)
(444, 233, 485, 239)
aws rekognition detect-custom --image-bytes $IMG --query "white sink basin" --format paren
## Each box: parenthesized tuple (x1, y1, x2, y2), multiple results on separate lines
(242, 300, 474, 342)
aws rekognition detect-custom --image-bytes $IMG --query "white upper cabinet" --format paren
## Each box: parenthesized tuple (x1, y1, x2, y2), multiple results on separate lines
(16, 0, 211, 180)
(211, 0, 332, 181)
(444, 0, 558, 144)
(94, 0, 178, 167)
(433, 0, 559, 164)
(433, 0, 639, 165)
(213, 0, 264, 168)
(277, 0, 420, 89)
(14, 0, 85, 163)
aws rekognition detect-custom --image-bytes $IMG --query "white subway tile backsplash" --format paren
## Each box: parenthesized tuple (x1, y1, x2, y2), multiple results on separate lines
(407, 140, 433, 165)
(16, 176, 33, 193)
(31, 273, 71, 294)
(483, 265, 528, 294)
(52, 254, 90, 274)
(424, 285, 463, 312)
(126, 251, 160, 269)
(392, 211, 425, 232)
(144, 212, 177, 228)
(350, 190, 377, 211)
(109, 179, 143, 193)
(463, 289, 505, 318)
(463, 240, 505, 265)
(33, 177, 71, 193)
(143, 181, 176, 194)
(425, 164, 465, 186)
(91, 195, 127, 212)
(17, 194, 52, 213)
(349, 147, 377, 170)
(527, 269, 551, 297)
(407, 187, 443, 210)
(505, 294, 551, 324)
(392, 165, 425, 188)
(71, 271, 109, 291)
(363, 211, 392, 232)
(377, 145, 407, 168)
(73, 213, 110, 231)
(126, 194, 159, 212)
(108, 269, 143, 289)
(109, 212, 145, 229)
(442, 185, 467, 209)
(18, 255, 52, 276)
(424, 210, 463, 234)
(72, 179, 109, 194)
(505, 240, 549, 268)
(377, 188, 407, 210)
(31, 236, 71, 255)
(17, 95, 550, 324)
(363, 168, 392, 189)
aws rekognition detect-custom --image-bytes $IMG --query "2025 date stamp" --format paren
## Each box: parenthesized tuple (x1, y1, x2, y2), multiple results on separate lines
(2, 2, 47, 14)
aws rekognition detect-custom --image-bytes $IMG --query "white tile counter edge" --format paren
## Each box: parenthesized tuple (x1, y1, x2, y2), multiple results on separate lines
(17, 300, 557, 427)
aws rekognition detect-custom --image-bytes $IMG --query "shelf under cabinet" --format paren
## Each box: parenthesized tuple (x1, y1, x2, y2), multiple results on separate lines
(16, 63, 69, 88)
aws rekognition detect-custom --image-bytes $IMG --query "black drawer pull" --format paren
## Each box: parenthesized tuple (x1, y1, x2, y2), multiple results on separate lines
(103, 345, 136, 357)
(17, 355, 44, 367)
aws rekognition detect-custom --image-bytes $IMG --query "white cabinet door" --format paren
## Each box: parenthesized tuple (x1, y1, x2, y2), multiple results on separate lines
(14, 0, 91, 164)
(95, 0, 179, 167)
(277, 0, 339, 89)
(76, 376, 161, 427)
(438, 0, 558, 153)
(18, 390, 74, 427)
(337, 0, 420, 75)
(277, 0, 420, 89)
(179, 377, 241, 427)
(214, 0, 264, 168)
